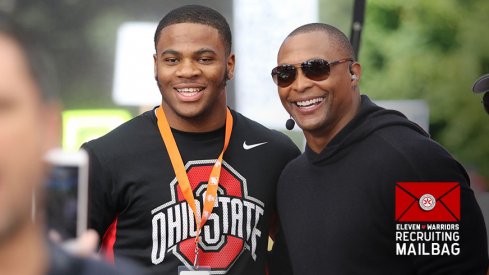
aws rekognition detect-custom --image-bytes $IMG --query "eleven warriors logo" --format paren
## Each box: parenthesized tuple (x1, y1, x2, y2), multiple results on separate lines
(395, 182, 460, 222)
(151, 160, 265, 273)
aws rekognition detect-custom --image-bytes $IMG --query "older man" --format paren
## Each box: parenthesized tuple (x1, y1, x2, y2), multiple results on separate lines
(271, 23, 488, 275)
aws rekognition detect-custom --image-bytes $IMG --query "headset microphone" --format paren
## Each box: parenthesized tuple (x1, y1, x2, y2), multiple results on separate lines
(285, 117, 295, 130)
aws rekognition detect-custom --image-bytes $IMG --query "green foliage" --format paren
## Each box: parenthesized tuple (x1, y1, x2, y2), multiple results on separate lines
(368, 4, 401, 32)
(359, 0, 489, 182)
(11, 0, 231, 111)
(319, 0, 354, 35)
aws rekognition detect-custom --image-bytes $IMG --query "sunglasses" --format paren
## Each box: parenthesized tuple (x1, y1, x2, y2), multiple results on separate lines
(271, 58, 354, 88)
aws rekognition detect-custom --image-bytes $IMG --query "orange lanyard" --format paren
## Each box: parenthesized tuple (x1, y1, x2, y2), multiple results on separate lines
(155, 106, 233, 267)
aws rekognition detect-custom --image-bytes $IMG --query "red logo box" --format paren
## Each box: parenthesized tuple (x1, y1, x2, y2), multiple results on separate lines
(395, 182, 460, 222)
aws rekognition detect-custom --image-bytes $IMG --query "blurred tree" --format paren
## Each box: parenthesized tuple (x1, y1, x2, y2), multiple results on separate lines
(7, 0, 231, 110)
(358, 0, 489, 183)
(319, 0, 354, 35)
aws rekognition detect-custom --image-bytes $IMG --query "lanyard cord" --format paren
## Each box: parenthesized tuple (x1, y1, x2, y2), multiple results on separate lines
(155, 106, 233, 267)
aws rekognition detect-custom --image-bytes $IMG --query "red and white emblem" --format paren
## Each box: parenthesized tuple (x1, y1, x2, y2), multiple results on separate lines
(419, 194, 436, 211)
(151, 160, 264, 274)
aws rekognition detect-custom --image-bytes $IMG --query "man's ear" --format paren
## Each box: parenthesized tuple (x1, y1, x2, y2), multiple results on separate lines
(350, 62, 362, 84)
(153, 53, 158, 81)
(226, 53, 235, 80)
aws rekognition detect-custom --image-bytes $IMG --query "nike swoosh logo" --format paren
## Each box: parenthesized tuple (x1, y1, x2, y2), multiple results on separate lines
(243, 141, 268, 150)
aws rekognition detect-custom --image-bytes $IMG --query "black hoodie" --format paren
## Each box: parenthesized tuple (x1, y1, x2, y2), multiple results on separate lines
(273, 95, 488, 275)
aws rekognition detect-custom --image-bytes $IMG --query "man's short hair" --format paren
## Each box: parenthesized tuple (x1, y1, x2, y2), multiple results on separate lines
(154, 5, 232, 56)
(0, 12, 58, 102)
(287, 23, 355, 60)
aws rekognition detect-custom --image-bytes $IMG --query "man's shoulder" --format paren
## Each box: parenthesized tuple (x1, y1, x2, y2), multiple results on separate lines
(232, 110, 275, 135)
(370, 125, 468, 181)
(232, 110, 299, 151)
(373, 125, 447, 158)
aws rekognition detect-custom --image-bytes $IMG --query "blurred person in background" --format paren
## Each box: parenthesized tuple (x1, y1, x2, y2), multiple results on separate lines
(472, 73, 489, 263)
(472, 74, 489, 115)
(0, 13, 134, 275)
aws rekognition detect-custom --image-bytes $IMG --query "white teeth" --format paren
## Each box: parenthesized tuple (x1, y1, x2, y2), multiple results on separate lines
(176, 88, 203, 94)
(296, 97, 324, 107)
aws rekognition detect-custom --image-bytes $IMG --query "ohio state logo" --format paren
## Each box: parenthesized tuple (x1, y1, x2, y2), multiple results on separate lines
(150, 160, 265, 274)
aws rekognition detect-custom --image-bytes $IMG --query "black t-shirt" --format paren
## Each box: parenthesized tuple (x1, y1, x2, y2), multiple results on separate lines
(83, 108, 300, 275)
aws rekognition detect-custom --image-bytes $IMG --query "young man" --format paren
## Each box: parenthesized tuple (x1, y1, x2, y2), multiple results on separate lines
(0, 14, 130, 275)
(271, 23, 488, 274)
(83, 5, 299, 274)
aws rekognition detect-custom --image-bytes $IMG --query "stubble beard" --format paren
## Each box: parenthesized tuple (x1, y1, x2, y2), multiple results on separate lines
(155, 67, 229, 120)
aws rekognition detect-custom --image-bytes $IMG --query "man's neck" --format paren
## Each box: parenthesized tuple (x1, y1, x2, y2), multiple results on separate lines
(161, 100, 228, 133)
(0, 222, 48, 275)
(304, 94, 362, 154)
(303, 126, 341, 154)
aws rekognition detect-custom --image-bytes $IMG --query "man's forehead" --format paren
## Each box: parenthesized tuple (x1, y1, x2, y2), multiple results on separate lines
(0, 33, 21, 55)
(0, 34, 40, 98)
(156, 23, 224, 52)
(158, 23, 220, 43)
(0, 35, 28, 75)
(278, 31, 334, 63)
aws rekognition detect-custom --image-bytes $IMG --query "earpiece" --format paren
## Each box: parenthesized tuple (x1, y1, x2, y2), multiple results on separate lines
(349, 63, 358, 81)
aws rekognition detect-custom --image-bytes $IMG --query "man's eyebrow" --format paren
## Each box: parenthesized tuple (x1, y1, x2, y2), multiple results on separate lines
(159, 49, 180, 56)
(194, 48, 217, 55)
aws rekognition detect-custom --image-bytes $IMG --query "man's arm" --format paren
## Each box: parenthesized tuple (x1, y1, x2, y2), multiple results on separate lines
(81, 143, 117, 250)
(402, 144, 489, 274)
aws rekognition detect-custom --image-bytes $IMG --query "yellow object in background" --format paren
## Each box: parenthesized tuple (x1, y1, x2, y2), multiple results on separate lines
(62, 110, 132, 152)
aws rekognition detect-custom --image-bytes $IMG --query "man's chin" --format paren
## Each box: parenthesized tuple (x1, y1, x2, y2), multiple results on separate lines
(296, 118, 323, 132)
(174, 105, 207, 119)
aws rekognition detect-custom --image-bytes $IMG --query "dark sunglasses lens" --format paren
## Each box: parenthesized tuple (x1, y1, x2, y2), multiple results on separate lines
(273, 65, 297, 87)
(302, 59, 330, 80)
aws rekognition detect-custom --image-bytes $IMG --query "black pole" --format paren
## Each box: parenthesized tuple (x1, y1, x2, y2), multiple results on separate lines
(350, 0, 366, 60)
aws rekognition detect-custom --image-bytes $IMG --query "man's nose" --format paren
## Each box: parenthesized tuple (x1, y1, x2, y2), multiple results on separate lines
(290, 69, 313, 93)
(176, 59, 201, 78)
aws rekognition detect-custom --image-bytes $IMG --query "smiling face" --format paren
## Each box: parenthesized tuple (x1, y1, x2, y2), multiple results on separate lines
(277, 31, 361, 147)
(154, 23, 235, 132)
(0, 34, 59, 244)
